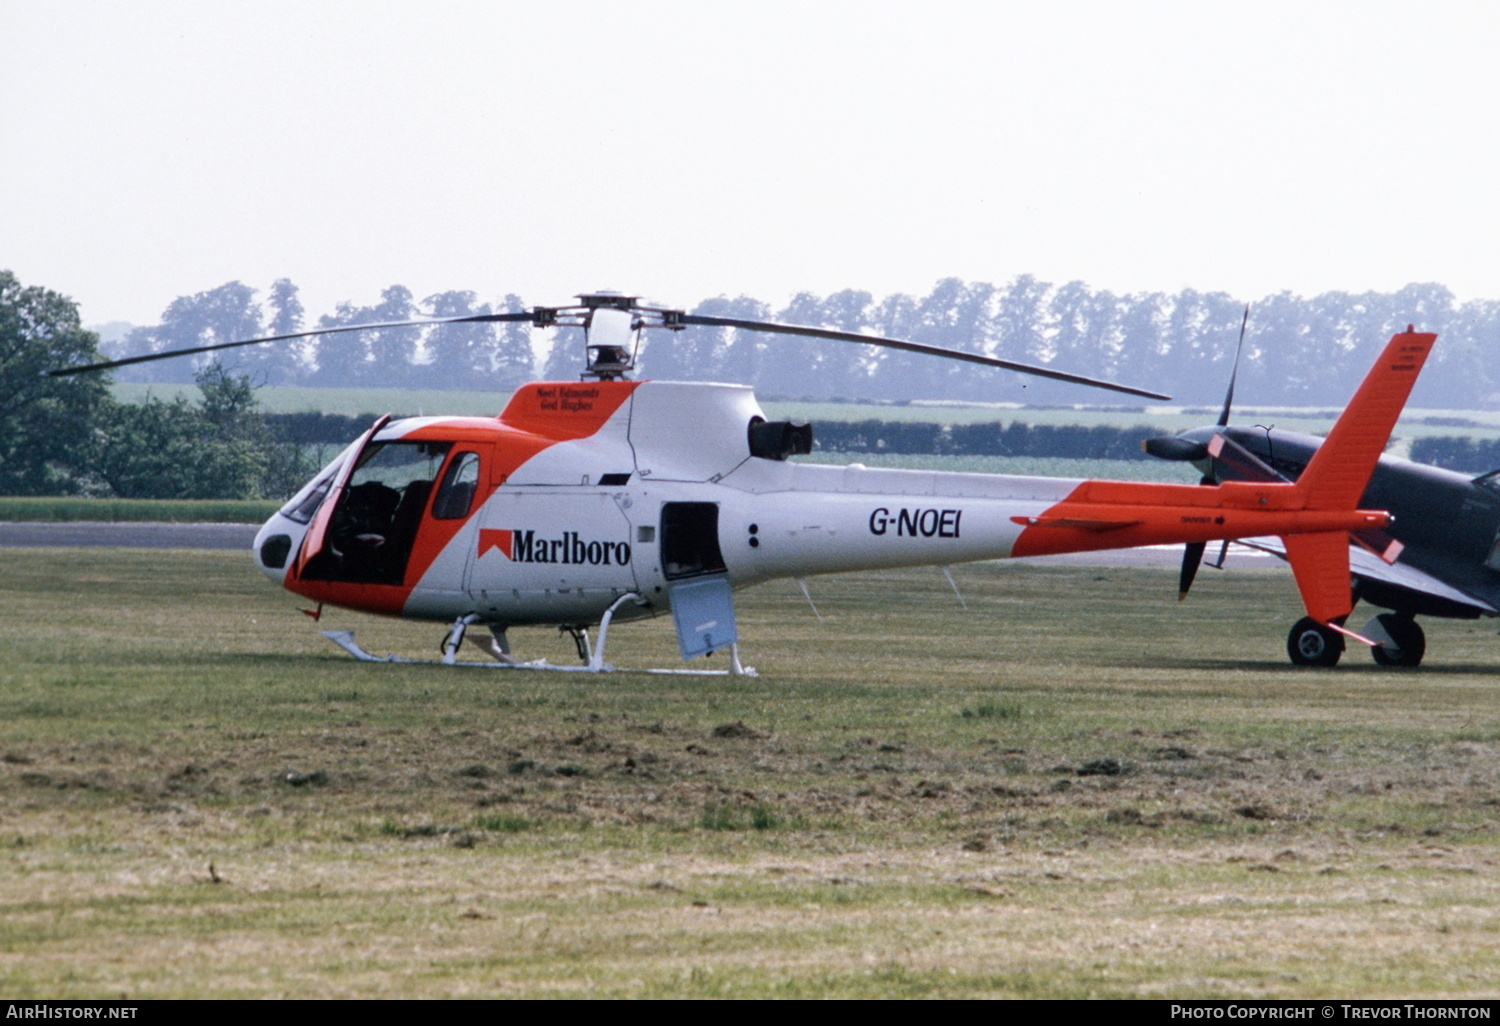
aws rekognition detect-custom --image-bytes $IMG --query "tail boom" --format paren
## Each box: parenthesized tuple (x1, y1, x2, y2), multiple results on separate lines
(1010, 480, 1389, 558)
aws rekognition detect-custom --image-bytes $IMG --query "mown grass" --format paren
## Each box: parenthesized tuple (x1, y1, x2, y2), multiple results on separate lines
(0, 548, 1496, 997)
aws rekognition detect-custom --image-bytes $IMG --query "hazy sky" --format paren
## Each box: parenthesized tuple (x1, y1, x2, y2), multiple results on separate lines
(4, 1, 1499, 328)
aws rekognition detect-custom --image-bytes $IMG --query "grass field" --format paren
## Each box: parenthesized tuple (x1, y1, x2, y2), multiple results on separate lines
(1, 549, 1497, 998)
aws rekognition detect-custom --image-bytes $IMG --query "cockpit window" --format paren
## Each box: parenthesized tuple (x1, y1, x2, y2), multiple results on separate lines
(349, 440, 452, 491)
(279, 436, 363, 525)
(432, 451, 481, 520)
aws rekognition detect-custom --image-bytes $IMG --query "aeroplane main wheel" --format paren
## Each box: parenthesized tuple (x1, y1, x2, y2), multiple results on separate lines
(1367, 613, 1426, 667)
(1287, 617, 1344, 667)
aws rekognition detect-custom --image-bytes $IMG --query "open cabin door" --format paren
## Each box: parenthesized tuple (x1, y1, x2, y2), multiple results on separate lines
(660, 501, 738, 660)
(295, 423, 455, 586)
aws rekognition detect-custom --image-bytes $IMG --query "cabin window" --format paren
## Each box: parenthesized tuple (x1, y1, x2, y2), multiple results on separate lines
(432, 451, 481, 520)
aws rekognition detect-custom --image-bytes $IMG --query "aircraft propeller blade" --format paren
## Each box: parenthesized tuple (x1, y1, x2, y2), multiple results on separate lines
(1217, 304, 1250, 427)
(1179, 540, 1207, 601)
(48, 311, 541, 377)
(676, 313, 1171, 401)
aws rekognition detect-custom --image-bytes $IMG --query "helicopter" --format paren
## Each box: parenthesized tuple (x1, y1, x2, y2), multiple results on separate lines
(54, 292, 1434, 672)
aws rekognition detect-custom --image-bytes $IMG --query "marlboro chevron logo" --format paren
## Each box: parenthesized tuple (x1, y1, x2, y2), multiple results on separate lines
(479, 529, 631, 566)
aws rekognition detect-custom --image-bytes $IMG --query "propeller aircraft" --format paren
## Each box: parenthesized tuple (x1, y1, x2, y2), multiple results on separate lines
(53, 292, 1435, 673)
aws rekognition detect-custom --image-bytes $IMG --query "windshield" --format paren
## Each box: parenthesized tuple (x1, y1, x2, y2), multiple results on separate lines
(278, 437, 363, 524)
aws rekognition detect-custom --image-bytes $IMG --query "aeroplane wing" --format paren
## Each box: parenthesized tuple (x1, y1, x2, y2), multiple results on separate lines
(1233, 537, 1498, 615)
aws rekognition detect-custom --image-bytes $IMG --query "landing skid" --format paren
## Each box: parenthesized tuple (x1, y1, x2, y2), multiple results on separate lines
(318, 617, 757, 677)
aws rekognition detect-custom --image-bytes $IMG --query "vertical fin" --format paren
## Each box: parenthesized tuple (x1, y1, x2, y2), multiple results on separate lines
(1282, 531, 1355, 624)
(1295, 329, 1435, 510)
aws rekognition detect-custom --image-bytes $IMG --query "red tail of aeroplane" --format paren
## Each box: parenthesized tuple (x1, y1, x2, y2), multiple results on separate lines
(1011, 328, 1437, 631)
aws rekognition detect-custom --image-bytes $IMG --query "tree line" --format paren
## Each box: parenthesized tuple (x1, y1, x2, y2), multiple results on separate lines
(106, 276, 1500, 408)
(9, 268, 1500, 502)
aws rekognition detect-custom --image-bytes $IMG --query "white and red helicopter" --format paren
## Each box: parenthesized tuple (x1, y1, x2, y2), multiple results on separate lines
(56, 292, 1435, 672)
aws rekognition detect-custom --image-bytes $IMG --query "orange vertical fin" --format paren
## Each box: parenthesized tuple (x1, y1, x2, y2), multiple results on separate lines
(1283, 531, 1356, 624)
(1295, 329, 1436, 511)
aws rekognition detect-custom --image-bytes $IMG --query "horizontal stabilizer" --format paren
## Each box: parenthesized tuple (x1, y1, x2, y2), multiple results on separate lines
(1236, 536, 1496, 615)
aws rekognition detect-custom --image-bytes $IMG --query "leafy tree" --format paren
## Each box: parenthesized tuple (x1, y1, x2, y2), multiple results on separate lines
(631, 296, 754, 383)
(491, 293, 537, 390)
(141, 281, 265, 384)
(255, 277, 309, 383)
(706, 295, 775, 386)
(90, 396, 265, 499)
(312, 285, 419, 386)
(194, 362, 313, 498)
(862, 290, 919, 399)
(759, 290, 875, 399)
(267, 278, 304, 337)
(0, 270, 111, 494)
(88, 363, 311, 500)
(416, 291, 536, 391)
(540, 319, 585, 381)
(1048, 280, 1123, 384)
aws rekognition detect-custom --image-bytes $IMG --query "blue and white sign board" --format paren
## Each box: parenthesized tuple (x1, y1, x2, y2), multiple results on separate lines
(668, 575, 739, 660)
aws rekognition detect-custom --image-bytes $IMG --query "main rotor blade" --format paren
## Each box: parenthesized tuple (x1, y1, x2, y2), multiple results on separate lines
(677, 314, 1171, 401)
(48, 311, 540, 377)
(1217, 304, 1250, 427)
